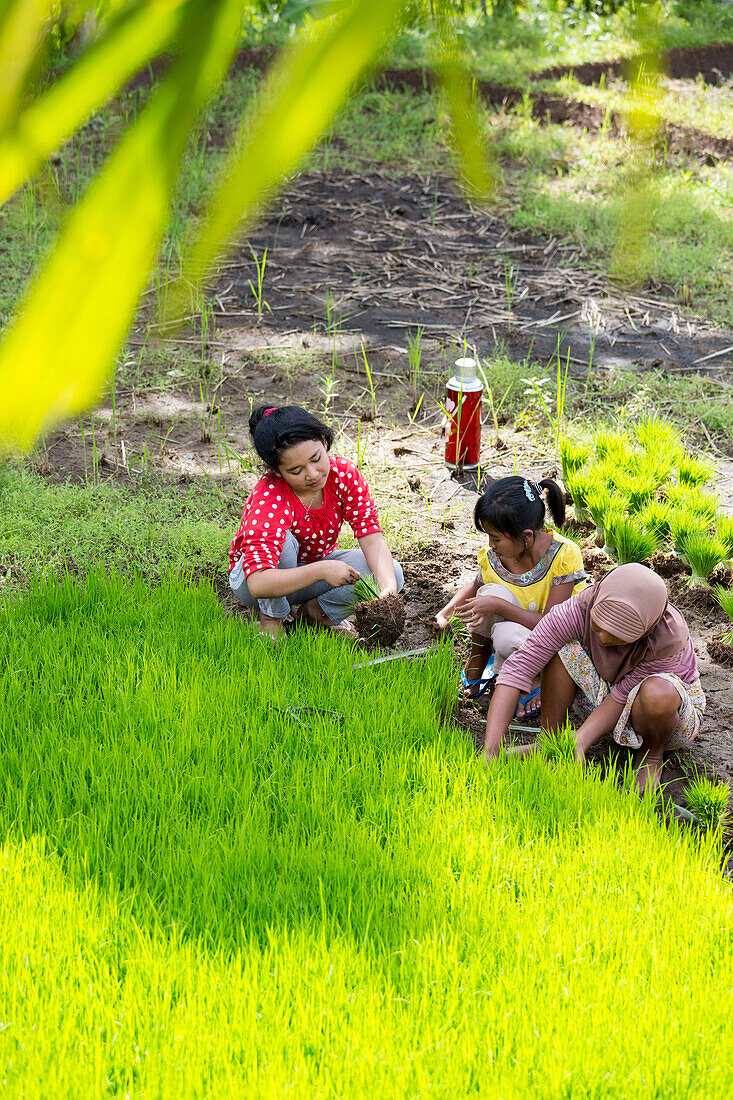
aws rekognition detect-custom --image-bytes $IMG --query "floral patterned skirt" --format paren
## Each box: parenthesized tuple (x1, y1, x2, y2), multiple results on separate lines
(559, 640, 705, 750)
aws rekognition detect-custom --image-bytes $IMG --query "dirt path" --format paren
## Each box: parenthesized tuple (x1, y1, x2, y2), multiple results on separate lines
(219, 168, 733, 380)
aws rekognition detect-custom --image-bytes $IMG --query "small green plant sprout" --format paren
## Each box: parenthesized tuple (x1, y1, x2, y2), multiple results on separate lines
(716, 513, 733, 560)
(668, 510, 706, 561)
(681, 531, 726, 588)
(713, 585, 733, 644)
(684, 769, 732, 835)
(559, 437, 591, 486)
(635, 415, 682, 456)
(360, 342, 378, 421)
(319, 373, 339, 418)
(638, 500, 672, 543)
(636, 450, 675, 491)
(595, 430, 633, 466)
(407, 326, 424, 390)
(248, 244, 269, 323)
(565, 467, 601, 524)
(537, 719, 576, 765)
(344, 574, 381, 611)
(613, 517, 659, 565)
(677, 454, 716, 489)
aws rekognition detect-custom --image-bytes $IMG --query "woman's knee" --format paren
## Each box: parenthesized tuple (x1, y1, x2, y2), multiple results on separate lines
(636, 677, 681, 720)
(393, 559, 404, 592)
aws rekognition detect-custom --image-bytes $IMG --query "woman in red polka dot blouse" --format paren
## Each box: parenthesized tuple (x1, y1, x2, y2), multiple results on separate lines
(229, 405, 404, 637)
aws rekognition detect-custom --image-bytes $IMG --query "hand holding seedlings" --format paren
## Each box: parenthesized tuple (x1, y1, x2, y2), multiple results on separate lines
(321, 560, 361, 587)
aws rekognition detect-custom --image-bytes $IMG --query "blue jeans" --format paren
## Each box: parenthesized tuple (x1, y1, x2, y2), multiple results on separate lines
(229, 531, 404, 624)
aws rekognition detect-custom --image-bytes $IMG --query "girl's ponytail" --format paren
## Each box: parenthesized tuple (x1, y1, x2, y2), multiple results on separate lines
(539, 477, 566, 528)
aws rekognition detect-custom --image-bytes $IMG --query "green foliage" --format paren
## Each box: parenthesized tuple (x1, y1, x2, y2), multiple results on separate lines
(638, 499, 672, 541)
(677, 453, 716, 488)
(0, 570, 732, 1094)
(559, 436, 591, 484)
(716, 514, 733, 559)
(0, 462, 230, 581)
(668, 508, 706, 559)
(713, 584, 733, 644)
(613, 516, 659, 565)
(684, 770, 732, 835)
(595, 429, 632, 466)
(681, 530, 726, 586)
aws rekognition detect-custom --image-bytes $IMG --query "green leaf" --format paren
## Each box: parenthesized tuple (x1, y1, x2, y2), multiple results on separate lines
(0, 0, 243, 451)
(0, 0, 191, 207)
(0, 0, 52, 129)
(168, 0, 404, 319)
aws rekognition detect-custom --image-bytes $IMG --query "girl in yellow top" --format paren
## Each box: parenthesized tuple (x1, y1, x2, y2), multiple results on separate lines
(436, 475, 585, 716)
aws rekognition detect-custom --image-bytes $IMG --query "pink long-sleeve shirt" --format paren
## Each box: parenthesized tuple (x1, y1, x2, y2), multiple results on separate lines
(496, 597, 698, 704)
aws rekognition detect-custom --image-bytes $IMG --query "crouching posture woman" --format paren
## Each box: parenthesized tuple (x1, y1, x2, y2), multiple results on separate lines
(229, 404, 403, 637)
(483, 563, 705, 793)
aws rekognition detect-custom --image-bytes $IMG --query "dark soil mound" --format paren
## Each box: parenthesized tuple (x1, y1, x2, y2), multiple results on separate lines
(666, 575, 720, 612)
(648, 551, 692, 579)
(355, 593, 406, 647)
(707, 632, 733, 667)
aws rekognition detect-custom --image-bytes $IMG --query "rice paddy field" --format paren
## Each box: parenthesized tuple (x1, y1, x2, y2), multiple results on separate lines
(1, 571, 732, 1097)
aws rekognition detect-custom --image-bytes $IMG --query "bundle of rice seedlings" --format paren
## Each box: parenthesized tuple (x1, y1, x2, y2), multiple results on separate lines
(626, 474, 659, 513)
(669, 510, 706, 561)
(559, 437, 591, 485)
(636, 450, 675, 491)
(613, 516, 659, 565)
(665, 486, 719, 525)
(716, 513, 733, 559)
(635, 415, 682, 456)
(677, 453, 716, 488)
(713, 585, 733, 644)
(585, 484, 613, 542)
(638, 499, 672, 540)
(684, 769, 732, 834)
(599, 499, 629, 558)
(681, 531, 726, 587)
(565, 467, 601, 524)
(595, 430, 633, 467)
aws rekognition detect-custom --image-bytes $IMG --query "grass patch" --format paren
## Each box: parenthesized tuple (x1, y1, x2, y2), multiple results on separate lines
(0, 463, 232, 583)
(0, 571, 731, 1094)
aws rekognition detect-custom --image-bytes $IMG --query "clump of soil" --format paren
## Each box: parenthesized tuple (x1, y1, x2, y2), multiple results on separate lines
(666, 575, 720, 612)
(355, 593, 406, 647)
(709, 562, 733, 589)
(648, 551, 691, 579)
(582, 547, 611, 581)
(707, 632, 733, 668)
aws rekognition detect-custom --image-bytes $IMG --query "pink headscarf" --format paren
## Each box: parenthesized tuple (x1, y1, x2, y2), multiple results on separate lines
(576, 564, 689, 684)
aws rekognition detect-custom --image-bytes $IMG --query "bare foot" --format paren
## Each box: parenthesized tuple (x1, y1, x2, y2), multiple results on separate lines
(296, 598, 355, 636)
(258, 612, 285, 638)
(635, 750, 664, 796)
(461, 639, 493, 699)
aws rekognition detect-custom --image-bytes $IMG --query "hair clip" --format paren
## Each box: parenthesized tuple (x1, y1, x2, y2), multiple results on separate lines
(523, 479, 535, 502)
(263, 408, 277, 417)
(532, 480, 543, 498)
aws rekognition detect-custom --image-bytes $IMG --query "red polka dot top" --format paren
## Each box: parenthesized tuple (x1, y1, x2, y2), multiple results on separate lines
(229, 455, 382, 576)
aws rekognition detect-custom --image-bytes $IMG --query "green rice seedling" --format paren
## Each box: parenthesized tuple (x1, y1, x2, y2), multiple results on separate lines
(715, 513, 733, 559)
(613, 516, 659, 565)
(681, 531, 726, 587)
(538, 719, 576, 765)
(638, 500, 672, 544)
(350, 574, 381, 604)
(565, 466, 602, 524)
(559, 437, 591, 485)
(669, 509, 707, 561)
(713, 585, 733, 644)
(635, 415, 682, 456)
(625, 474, 659, 513)
(665, 486, 719, 526)
(1, 573, 733, 1096)
(585, 483, 612, 542)
(684, 770, 732, 835)
(635, 449, 675, 490)
(677, 453, 716, 488)
(595, 497, 628, 558)
(595, 429, 633, 466)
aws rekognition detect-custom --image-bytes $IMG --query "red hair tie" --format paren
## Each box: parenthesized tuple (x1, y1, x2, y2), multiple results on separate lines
(263, 408, 277, 417)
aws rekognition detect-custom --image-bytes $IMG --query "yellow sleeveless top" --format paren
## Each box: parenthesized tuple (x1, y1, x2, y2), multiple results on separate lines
(477, 531, 586, 612)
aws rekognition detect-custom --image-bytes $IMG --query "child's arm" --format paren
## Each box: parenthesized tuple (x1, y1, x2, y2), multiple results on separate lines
(457, 580, 575, 631)
(436, 574, 481, 629)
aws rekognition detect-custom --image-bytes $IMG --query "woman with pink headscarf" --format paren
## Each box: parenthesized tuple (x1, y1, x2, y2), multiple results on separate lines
(483, 563, 705, 793)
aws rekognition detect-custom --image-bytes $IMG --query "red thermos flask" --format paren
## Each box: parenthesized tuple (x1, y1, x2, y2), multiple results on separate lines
(444, 357, 483, 470)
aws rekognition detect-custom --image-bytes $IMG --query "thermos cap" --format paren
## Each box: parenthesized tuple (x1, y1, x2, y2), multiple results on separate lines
(454, 357, 477, 381)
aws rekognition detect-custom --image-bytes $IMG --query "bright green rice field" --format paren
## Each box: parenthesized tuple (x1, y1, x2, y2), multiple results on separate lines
(1, 572, 732, 1097)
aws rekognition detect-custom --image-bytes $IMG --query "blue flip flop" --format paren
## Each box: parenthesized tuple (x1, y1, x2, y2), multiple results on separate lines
(515, 685, 541, 718)
(460, 655, 495, 699)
